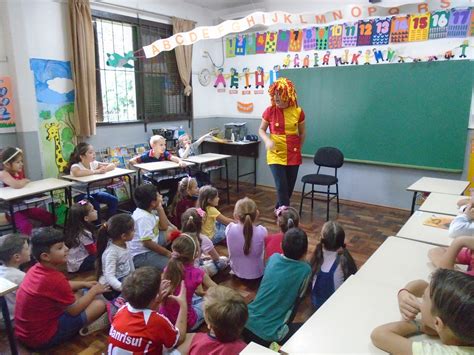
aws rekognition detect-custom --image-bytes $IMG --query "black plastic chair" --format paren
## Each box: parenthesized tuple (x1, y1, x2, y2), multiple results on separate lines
(299, 147, 344, 221)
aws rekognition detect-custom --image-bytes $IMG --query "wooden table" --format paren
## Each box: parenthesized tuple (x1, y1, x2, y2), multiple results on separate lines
(184, 153, 231, 203)
(407, 177, 469, 214)
(419, 192, 464, 216)
(397, 211, 453, 247)
(0, 277, 19, 355)
(202, 139, 260, 192)
(0, 178, 75, 232)
(240, 341, 278, 354)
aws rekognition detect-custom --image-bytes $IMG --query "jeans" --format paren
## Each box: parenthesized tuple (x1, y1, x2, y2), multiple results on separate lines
(75, 191, 118, 221)
(37, 311, 87, 349)
(212, 221, 226, 245)
(269, 164, 300, 208)
(133, 230, 169, 272)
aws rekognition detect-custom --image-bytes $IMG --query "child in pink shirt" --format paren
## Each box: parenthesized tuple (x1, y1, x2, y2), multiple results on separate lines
(429, 236, 474, 276)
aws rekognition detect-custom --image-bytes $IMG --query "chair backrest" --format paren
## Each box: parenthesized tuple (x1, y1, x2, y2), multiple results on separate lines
(314, 147, 344, 168)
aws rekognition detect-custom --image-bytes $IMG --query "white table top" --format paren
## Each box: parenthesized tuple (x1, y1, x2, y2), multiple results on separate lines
(240, 342, 277, 354)
(407, 177, 469, 195)
(419, 192, 464, 216)
(0, 178, 74, 201)
(281, 275, 437, 354)
(397, 211, 453, 247)
(357, 237, 436, 287)
(134, 160, 194, 173)
(184, 153, 231, 164)
(62, 167, 135, 183)
(0, 277, 18, 296)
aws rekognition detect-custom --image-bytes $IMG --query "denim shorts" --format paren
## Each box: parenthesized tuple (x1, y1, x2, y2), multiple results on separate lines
(190, 294, 205, 331)
(39, 311, 87, 349)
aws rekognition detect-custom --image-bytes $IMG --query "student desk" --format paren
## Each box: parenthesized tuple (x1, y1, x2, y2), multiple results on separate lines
(0, 178, 74, 232)
(133, 161, 194, 185)
(419, 192, 463, 216)
(0, 277, 19, 355)
(240, 341, 278, 354)
(407, 177, 469, 215)
(183, 153, 231, 203)
(397, 211, 453, 247)
(201, 139, 260, 192)
(62, 167, 135, 197)
(357, 237, 435, 287)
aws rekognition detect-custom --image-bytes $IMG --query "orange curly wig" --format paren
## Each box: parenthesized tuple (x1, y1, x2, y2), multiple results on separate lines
(268, 77, 298, 107)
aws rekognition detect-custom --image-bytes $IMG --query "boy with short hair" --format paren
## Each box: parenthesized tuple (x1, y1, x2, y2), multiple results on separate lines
(371, 269, 474, 354)
(14, 227, 109, 349)
(0, 233, 29, 326)
(130, 184, 172, 271)
(243, 227, 311, 346)
(108, 266, 187, 354)
(179, 285, 248, 354)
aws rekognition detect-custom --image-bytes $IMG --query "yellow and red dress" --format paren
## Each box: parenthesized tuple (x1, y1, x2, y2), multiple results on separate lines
(262, 105, 305, 166)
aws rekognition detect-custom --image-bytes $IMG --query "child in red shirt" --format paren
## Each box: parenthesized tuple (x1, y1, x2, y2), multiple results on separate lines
(14, 227, 108, 349)
(264, 206, 300, 262)
(108, 267, 188, 354)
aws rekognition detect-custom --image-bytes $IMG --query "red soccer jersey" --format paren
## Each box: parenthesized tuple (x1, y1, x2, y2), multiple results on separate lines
(189, 332, 247, 355)
(264, 232, 284, 262)
(14, 263, 75, 348)
(108, 304, 179, 354)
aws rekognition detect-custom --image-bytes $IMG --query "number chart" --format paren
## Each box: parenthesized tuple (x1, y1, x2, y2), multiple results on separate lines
(447, 8, 471, 37)
(303, 27, 316, 51)
(372, 18, 391, 45)
(289, 29, 303, 51)
(342, 22, 358, 47)
(429, 10, 450, 39)
(357, 20, 373, 46)
(315, 27, 329, 50)
(408, 13, 431, 41)
(328, 24, 343, 49)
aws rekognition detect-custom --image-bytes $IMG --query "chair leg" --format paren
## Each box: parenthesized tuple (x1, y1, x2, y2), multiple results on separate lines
(336, 183, 340, 213)
(311, 185, 314, 211)
(326, 186, 330, 221)
(299, 183, 306, 216)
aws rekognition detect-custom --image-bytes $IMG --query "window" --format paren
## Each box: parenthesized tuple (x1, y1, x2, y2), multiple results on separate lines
(93, 11, 192, 124)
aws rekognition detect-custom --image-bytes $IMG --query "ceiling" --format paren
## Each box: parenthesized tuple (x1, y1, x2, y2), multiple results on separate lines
(183, 0, 263, 11)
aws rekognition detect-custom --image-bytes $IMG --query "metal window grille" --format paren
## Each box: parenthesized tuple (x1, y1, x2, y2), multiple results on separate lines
(93, 11, 192, 124)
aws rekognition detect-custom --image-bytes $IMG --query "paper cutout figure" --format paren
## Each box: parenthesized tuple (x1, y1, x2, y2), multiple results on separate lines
(322, 51, 331, 65)
(282, 54, 291, 68)
(372, 18, 391, 45)
(351, 50, 362, 65)
(364, 49, 372, 65)
(265, 32, 278, 53)
(269, 65, 280, 85)
(246, 33, 256, 55)
(243, 68, 251, 89)
(214, 68, 226, 88)
(429, 10, 450, 39)
(444, 50, 455, 59)
(106, 51, 136, 68)
(428, 55, 438, 61)
(230, 68, 239, 89)
(328, 24, 343, 49)
(276, 30, 290, 52)
(342, 49, 350, 64)
(255, 67, 264, 89)
(447, 8, 471, 37)
(226, 37, 236, 58)
(334, 55, 343, 66)
(256, 32, 267, 54)
(373, 48, 384, 63)
(303, 27, 316, 51)
(237, 101, 254, 113)
(293, 54, 300, 68)
(289, 29, 303, 51)
(408, 13, 430, 41)
(398, 55, 407, 63)
(386, 48, 396, 62)
(313, 52, 319, 67)
(303, 55, 310, 68)
(357, 20, 374, 46)
(235, 34, 246, 56)
(342, 22, 358, 47)
(459, 40, 469, 58)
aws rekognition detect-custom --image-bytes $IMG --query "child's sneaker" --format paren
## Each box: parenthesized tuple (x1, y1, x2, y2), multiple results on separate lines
(202, 259, 218, 276)
(216, 256, 229, 270)
(79, 312, 110, 336)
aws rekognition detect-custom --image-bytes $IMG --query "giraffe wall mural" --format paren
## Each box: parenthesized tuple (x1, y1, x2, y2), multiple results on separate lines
(30, 59, 76, 177)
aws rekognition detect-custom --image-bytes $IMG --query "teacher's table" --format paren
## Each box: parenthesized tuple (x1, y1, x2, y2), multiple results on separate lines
(397, 211, 453, 247)
(202, 139, 260, 192)
(183, 153, 231, 203)
(134, 161, 194, 185)
(407, 177, 469, 215)
(419, 192, 463, 216)
(62, 167, 135, 197)
(0, 277, 19, 355)
(0, 178, 74, 232)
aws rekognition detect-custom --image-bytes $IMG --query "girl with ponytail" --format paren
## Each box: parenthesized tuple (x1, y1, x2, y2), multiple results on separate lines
(264, 205, 300, 262)
(160, 232, 216, 331)
(309, 221, 357, 309)
(96, 213, 135, 298)
(226, 197, 267, 280)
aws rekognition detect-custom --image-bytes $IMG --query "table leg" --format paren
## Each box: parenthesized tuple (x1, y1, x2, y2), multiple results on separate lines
(410, 191, 417, 215)
(127, 174, 133, 201)
(237, 154, 240, 193)
(50, 190, 56, 227)
(254, 156, 257, 186)
(225, 159, 230, 203)
(0, 296, 18, 355)
(9, 203, 16, 233)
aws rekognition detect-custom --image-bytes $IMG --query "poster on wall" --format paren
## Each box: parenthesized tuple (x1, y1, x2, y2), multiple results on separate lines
(0, 76, 16, 133)
(30, 58, 76, 178)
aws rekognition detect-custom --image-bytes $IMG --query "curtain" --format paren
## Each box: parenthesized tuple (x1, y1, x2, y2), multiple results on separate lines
(69, 0, 96, 137)
(172, 17, 196, 96)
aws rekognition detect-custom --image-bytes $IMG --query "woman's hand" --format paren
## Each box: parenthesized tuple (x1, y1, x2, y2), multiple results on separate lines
(264, 139, 275, 151)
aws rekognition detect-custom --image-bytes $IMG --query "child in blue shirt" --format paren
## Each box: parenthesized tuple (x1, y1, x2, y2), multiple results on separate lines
(243, 227, 311, 347)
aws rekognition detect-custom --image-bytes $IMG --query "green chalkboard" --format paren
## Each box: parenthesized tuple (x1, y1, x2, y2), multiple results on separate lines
(281, 61, 473, 172)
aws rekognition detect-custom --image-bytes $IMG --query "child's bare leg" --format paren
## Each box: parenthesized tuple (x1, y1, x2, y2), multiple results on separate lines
(177, 333, 195, 355)
(84, 299, 107, 324)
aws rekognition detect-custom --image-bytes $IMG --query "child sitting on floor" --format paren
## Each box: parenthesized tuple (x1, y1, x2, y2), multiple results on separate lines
(264, 206, 300, 262)
(170, 176, 198, 229)
(178, 285, 248, 354)
(371, 269, 474, 354)
(198, 185, 233, 244)
(428, 236, 474, 276)
(108, 267, 188, 354)
(0, 233, 29, 327)
(14, 227, 109, 349)
(226, 197, 267, 280)
(309, 221, 357, 309)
